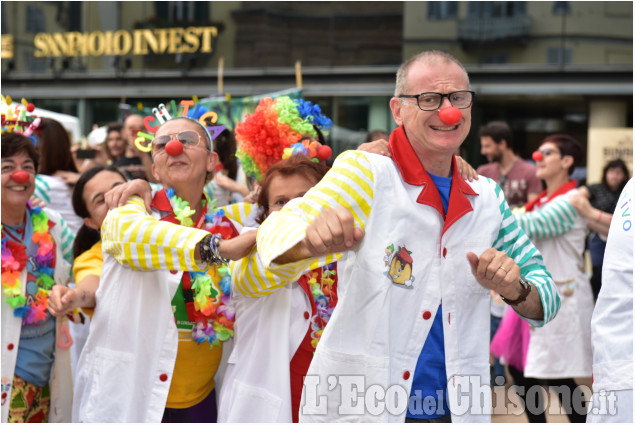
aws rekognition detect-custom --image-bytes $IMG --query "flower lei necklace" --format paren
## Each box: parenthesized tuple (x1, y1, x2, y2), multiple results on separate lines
(304, 263, 337, 350)
(165, 188, 235, 347)
(1, 205, 56, 324)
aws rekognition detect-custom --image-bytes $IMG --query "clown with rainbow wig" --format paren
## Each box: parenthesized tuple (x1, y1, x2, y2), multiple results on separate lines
(235, 96, 333, 182)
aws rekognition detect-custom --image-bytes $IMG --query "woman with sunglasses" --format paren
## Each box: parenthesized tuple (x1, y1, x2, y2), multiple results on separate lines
(1, 132, 75, 423)
(492, 134, 593, 422)
(71, 116, 257, 423)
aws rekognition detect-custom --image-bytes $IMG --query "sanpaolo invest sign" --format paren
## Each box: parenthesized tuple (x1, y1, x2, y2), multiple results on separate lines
(32, 27, 218, 57)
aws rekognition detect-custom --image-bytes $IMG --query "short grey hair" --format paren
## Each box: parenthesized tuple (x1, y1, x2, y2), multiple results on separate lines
(394, 50, 470, 97)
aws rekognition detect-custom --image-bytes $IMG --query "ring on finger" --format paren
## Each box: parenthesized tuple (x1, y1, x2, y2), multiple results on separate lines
(498, 266, 508, 273)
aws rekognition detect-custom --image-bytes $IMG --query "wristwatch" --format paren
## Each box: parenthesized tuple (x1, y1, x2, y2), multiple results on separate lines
(500, 276, 532, 306)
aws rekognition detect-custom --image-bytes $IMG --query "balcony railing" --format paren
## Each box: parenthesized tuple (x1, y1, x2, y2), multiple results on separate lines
(457, 16, 532, 44)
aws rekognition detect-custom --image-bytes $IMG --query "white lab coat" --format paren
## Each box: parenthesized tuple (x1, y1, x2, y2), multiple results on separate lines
(523, 189, 594, 379)
(587, 178, 633, 423)
(72, 199, 222, 423)
(218, 277, 312, 422)
(1, 208, 73, 423)
(71, 245, 183, 422)
(256, 147, 558, 423)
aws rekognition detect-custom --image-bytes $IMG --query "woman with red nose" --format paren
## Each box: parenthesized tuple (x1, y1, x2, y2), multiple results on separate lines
(492, 134, 593, 422)
(1, 132, 75, 422)
(71, 116, 257, 423)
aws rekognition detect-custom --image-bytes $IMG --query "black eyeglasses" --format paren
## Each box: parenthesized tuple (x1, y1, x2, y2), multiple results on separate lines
(398, 91, 475, 111)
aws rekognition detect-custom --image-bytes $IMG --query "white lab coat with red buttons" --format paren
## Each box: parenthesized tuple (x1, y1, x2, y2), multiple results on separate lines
(71, 197, 216, 423)
(522, 189, 594, 380)
(72, 252, 183, 422)
(218, 267, 314, 422)
(256, 132, 559, 423)
(296, 175, 526, 423)
(1, 208, 73, 423)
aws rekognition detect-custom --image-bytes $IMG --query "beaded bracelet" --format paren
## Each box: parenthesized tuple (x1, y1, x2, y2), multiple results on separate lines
(200, 233, 228, 265)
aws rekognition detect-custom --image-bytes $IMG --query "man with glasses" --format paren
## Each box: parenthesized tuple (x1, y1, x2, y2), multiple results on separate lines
(72, 116, 257, 422)
(477, 121, 542, 209)
(256, 50, 559, 422)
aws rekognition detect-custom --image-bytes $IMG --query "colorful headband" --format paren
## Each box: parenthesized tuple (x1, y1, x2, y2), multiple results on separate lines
(235, 96, 333, 181)
(133, 98, 227, 154)
(1, 95, 41, 142)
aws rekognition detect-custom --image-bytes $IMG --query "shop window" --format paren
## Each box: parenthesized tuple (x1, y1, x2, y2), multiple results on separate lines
(26, 5, 46, 33)
(552, 2, 571, 15)
(468, 1, 526, 18)
(1, 3, 6, 33)
(24, 52, 46, 73)
(428, 2, 458, 20)
(68, 2, 82, 31)
(480, 52, 510, 64)
(155, 1, 207, 23)
(547, 46, 572, 64)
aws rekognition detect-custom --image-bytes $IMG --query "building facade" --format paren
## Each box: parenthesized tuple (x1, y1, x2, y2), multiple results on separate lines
(1, 1, 632, 171)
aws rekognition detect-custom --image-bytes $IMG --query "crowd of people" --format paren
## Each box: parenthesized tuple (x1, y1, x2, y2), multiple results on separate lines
(1, 50, 632, 424)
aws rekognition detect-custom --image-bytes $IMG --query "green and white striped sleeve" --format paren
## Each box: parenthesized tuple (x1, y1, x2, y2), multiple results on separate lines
(513, 196, 578, 239)
(101, 195, 210, 272)
(256, 150, 374, 279)
(55, 214, 75, 264)
(33, 175, 51, 204)
(488, 179, 561, 327)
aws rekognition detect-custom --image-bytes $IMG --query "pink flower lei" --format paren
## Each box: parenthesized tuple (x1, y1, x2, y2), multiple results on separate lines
(1, 206, 56, 324)
(165, 188, 235, 347)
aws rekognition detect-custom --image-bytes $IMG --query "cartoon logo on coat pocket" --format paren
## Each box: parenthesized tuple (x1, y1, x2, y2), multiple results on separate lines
(384, 244, 414, 288)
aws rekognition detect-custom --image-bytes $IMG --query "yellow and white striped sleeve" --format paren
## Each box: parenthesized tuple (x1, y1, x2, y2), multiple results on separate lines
(101, 195, 210, 272)
(231, 246, 338, 298)
(220, 202, 255, 226)
(256, 150, 375, 278)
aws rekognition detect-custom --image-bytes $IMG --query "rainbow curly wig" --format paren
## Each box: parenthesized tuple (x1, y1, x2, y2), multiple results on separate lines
(235, 96, 333, 181)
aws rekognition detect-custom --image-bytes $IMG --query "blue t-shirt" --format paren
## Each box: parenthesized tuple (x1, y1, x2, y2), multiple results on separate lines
(407, 171, 451, 419)
(11, 216, 56, 388)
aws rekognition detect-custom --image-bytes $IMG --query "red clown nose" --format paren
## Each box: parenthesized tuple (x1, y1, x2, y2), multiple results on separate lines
(165, 140, 184, 156)
(438, 107, 462, 126)
(317, 145, 332, 161)
(532, 151, 543, 162)
(11, 170, 30, 184)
